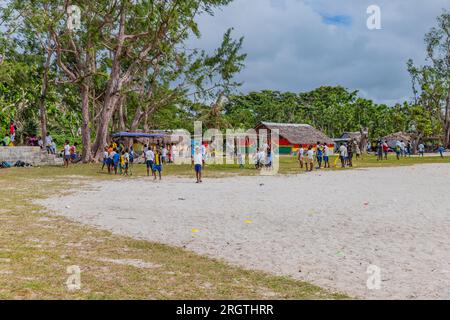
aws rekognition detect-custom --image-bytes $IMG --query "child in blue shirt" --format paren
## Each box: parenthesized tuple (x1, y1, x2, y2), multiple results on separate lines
(113, 149, 120, 175)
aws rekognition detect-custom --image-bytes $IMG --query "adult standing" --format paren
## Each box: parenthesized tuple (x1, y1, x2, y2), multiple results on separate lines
(9, 120, 16, 145)
(339, 143, 347, 168)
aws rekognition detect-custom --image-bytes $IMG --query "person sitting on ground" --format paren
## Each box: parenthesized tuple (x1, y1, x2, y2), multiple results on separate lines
(45, 133, 53, 154)
(1, 135, 11, 146)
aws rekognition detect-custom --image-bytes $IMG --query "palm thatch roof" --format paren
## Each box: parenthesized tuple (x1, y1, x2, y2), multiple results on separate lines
(382, 132, 413, 142)
(341, 132, 362, 141)
(255, 122, 334, 145)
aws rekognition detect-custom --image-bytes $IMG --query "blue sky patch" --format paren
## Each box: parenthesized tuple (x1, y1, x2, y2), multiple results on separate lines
(321, 14, 352, 26)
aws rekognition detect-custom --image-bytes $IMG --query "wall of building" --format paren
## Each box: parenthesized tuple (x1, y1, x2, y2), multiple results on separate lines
(0, 147, 61, 166)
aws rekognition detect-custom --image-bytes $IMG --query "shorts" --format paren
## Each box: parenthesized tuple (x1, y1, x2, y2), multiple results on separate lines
(195, 164, 202, 173)
(153, 164, 162, 172)
(71, 154, 76, 160)
(323, 156, 329, 162)
(113, 161, 119, 169)
(107, 158, 112, 165)
(146, 160, 154, 169)
(64, 155, 70, 161)
(307, 158, 313, 164)
(317, 155, 323, 161)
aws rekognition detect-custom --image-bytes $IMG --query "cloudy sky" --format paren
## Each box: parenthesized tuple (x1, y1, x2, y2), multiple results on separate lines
(192, 0, 448, 105)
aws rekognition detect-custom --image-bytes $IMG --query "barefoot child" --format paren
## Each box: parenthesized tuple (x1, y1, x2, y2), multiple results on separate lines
(194, 146, 203, 183)
(306, 145, 314, 172)
(145, 147, 155, 177)
(112, 149, 120, 175)
(153, 149, 163, 180)
(323, 144, 330, 168)
(63, 140, 70, 168)
(297, 146, 304, 169)
(102, 147, 108, 171)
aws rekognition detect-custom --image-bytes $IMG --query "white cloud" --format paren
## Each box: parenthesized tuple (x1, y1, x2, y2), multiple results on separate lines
(191, 0, 449, 104)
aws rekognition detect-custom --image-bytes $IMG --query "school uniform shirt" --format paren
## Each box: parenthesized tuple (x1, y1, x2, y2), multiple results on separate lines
(109, 151, 116, 159)
(124, 153, 130, 163)
(45, 135, 53, 146)
(418, 144, 425, 152)
(162, 148, 167, 157)
(154, 153, 162, 165)
(339, 145, 347, 157)
(64, 145, 70, 156)
(103, 151, 108, 160)
(298, 148, 305, 158)
(145, 150, 155, 162)
(323, 146, 330, 157)
(194, 153, 203, 165)
(306, 150, 314, 159)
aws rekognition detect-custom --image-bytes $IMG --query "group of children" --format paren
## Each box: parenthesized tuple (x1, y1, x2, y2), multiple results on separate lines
(102, 142, 134, 176)
(62, 140, 79, 168)
(297, 142, 332, 171)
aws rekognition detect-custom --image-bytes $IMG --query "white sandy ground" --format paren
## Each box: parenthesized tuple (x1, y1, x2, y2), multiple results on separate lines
(38, 164, 450, 299)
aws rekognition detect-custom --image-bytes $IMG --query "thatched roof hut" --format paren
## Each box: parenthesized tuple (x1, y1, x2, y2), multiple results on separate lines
(341, 132, 362, 142)
(255, 122, 334, 154)
(382, 132, 414, 147)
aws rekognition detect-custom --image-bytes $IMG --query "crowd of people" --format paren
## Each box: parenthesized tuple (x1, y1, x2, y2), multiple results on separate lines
(373, 139, 446, 160)
(297, 140, 360, 171)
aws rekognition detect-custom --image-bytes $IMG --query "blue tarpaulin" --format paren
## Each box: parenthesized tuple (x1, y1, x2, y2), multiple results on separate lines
(111, 132, 167, 138)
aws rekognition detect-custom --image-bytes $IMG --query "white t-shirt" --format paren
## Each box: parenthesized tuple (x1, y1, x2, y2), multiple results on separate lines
(45, 135, 53, 145)
(124, 152, 130, 163)
(307, 149, 314, 159)
(145, 150, 155, 162)
(339, 145, 347, 157)
(162, 148, 167, 157)
(103, 151, 108, 159)
(109, 151, 116, 159)
(418, 144, 425, 151)
(323, 145, 330, 156)
(194, 153, 203, 165)
(64, 144, 70, 156)
(298, 148, 305, 158)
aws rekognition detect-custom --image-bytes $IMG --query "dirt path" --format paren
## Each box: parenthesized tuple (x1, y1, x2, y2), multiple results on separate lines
(40, 164, 450, 299)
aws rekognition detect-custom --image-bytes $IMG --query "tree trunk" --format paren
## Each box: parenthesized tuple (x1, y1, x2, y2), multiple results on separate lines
(444, 86, 450, 147)
(80, 83, 92, 163)
(39, 45, 52, 147)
